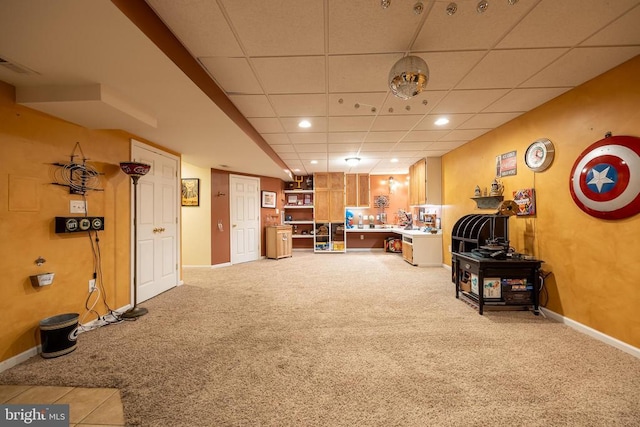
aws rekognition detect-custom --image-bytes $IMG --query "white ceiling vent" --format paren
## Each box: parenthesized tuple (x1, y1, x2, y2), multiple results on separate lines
(0, 56, 39, 75)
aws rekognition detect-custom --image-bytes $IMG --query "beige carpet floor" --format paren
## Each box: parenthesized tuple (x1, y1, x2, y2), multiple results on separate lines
(1, 251, 639, 426)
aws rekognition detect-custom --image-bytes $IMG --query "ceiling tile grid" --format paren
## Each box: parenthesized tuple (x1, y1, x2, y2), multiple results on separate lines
(148, 0, 640, 176)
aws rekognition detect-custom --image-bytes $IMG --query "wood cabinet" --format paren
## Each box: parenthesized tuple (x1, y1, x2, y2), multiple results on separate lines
(314, 173, 345, 222)
(401, 233, 442, 266)
(345, 173, 370, 207)
(314, 172, 346, 252)
(409, 158, 441, 206)
(266, 225, 292, 259)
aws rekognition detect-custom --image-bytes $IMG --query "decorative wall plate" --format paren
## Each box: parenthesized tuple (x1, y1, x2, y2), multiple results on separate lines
(569, 135, 640, 220)
(525, 138, 555, 172)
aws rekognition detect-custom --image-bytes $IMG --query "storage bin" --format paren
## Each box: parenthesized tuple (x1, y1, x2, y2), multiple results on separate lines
(39, 313, 79, 358)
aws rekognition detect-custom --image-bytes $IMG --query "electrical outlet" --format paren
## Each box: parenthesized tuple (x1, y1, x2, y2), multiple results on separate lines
(70, 200, 87, 214)
(88, 279, 96, 292)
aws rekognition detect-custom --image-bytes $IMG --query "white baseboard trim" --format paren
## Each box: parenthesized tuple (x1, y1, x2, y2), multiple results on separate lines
(0, 346, 41, 373)
(182, 264, 216, 268)
(540, 307, 639, 359)
(210, 262, 232, 269)
(0, 304, 133, 373)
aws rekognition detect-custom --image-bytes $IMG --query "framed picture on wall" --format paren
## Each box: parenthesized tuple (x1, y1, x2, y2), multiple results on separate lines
(181, 178, 200, 206)
(261, 190, 276, 208)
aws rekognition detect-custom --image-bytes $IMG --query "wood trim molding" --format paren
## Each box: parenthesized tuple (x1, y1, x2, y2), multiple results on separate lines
(110, 0, 289, 172)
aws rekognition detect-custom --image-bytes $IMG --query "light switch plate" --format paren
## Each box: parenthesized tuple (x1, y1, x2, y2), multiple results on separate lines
(70, 200, 86, 214)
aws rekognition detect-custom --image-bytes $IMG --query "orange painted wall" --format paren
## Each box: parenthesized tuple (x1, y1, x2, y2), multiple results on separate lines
(0, 81, 132, 361)
(350, 174, 410, 225)
(441, 56, 640, 348)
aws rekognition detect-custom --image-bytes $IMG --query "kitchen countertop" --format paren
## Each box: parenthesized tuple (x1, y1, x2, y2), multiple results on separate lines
(345, 226, 442, 236)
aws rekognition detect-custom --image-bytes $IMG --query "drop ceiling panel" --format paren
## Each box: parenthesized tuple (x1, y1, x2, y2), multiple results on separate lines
(414, 113, 475, 130)
(413, 0, 536, 51)
(458, 112, 523, 130)
(229, 94, 275, 118)
(583, 5, 640, 46)
(295, 144, 327, 153)
(426, 140, 469, 151)
(247, 117, 285, 133)
(328, 132, 367, 143)
(146, 0, 242, 57)
(270, 94, 327, 117)
(380, 90, 445, 115)
(288, 133, 328, 144)
(482, 88, 570, 113)
(395, 142, 428, 151)
(431, 89, 509, 114)
(262, 133, 290, 145)
(281, 117, 328, 133)
(328, 0, 424, 54)
(365, 131, 407, 142)
(361, 142, 396, 152)
(219, 0, 325, 56)
(496, 0, 640, 49)
(371, 115, 423, 131)
(329, 54, 402, 93)
(270, 144, 296, 153)
(457, 49, 568, 89)
(439, 129, 490, 142)
(199, 57, 262, 94)
(252, 57, 326, 94)
(328, 143, 361, 153)
(329, 116, 375, 132)
(403, 130, 450, 141)
(415, 51, 485, 91)
(328, 93, 387, 116)
(524, 46, 640, 87)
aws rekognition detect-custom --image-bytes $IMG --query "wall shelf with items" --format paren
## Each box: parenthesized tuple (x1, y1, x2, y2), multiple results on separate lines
(284, 190, 314, 247)
(471, 196, 504, 209)
(314, 222, 346, 253)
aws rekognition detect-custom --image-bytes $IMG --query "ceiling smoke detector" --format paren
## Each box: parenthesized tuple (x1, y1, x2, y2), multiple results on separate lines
(388, 55, 429, 100)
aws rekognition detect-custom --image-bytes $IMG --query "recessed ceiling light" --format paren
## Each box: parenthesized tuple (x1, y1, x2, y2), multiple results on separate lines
(310, 160, 318, 164)
(293, 168, 300, 172)
(434, 117, 449, 126)
(298, 119, 311, 128)
(390, 158, 399, 163)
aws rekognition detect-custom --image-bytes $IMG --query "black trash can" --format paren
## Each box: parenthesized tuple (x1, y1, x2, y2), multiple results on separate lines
(39, 313, 79, 358)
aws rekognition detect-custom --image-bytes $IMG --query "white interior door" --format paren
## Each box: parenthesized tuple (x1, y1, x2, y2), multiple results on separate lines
(230, 175, 260, 264)
(131, 141, 179, 303)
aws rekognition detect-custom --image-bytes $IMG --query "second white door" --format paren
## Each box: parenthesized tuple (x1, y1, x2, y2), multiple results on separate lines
(230, 175, 260, 264)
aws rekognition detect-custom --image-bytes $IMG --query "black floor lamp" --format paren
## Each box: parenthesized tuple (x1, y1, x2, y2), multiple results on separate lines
(120, 161, 151, 319)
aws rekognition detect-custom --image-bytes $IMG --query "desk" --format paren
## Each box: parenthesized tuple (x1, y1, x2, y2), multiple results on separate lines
(453, 252, 542, 315)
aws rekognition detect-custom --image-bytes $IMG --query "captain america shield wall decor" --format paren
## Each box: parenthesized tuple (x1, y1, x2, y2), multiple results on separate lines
(569, 134, 640, 220)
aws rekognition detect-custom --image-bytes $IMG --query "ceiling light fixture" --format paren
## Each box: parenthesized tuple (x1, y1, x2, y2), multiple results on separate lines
(310, 160, 318, 164)
(390, 158, 399, 163)
(345, 157, 361, 167)
(435, 117, 449, 126)
(298, 119, 311, 128)
(389, 55, 429, 100)
(477, 0, 489, 13)
(446, 2, 457, 15)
